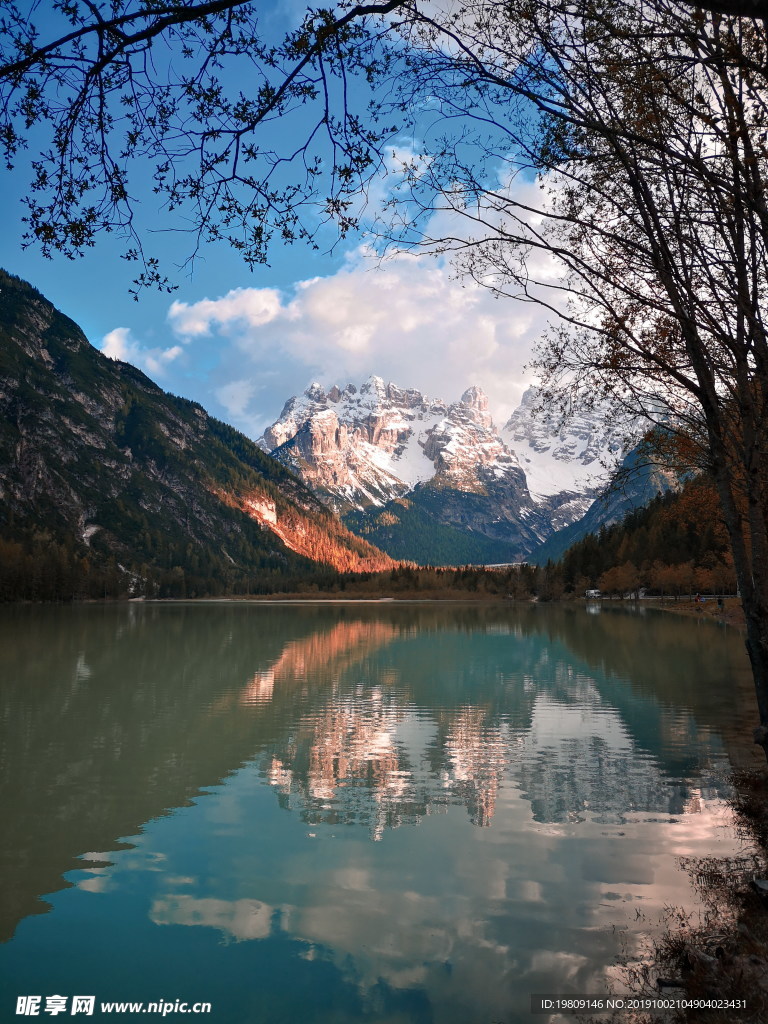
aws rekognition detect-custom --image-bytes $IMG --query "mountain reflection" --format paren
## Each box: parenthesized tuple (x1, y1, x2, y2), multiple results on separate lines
(0, 601, 754, 942)
(251, 612, 736, 836)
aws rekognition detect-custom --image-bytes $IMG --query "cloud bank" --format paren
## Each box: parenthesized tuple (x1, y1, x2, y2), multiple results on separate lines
(167, 247, 550, 437)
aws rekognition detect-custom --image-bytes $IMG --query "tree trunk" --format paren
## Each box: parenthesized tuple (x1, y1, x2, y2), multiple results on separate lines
(711, 451, 768, 763)
(742, 600, 768, 761)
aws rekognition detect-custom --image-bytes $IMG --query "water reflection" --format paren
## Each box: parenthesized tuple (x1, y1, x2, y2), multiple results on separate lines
(0, 602, 757, 1022)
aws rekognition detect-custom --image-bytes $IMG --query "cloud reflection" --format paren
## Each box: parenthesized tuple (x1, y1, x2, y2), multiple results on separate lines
(151, 896, 274, 941)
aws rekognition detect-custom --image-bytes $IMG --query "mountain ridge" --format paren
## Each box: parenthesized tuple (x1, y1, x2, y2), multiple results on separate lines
(259, 375, 647, 564)
(0, 270, 394, 598)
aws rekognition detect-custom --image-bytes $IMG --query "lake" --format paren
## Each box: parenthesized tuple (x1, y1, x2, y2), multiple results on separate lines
(0, 601, 759, 1023)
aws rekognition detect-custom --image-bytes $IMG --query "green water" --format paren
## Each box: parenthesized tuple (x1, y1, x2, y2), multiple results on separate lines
(0, 602, 757, 1023)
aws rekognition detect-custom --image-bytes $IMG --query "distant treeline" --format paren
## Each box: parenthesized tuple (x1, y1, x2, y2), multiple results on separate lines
(0, 528, 542, 602)
(555, 474, 736, 598)
(0, 474, 735, 602)
(0, 528, 341, 602)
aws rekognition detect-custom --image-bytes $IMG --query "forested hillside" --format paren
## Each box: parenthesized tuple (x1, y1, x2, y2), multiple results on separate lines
(345, 491, 526, 566)
(557, 475, 736, 597)
(0, 271, 393, 600)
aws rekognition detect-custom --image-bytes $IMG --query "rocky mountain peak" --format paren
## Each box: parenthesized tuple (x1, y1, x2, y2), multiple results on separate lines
(458, 385, 494, 430)
(460, 385, 488, 409)
(256, 376, 659, 565)
(304, 381, 327, 402)
(360, 374, 386, 397)
(259, 376, 527, 513)
(258, 374, 648, 564)
(501, 386, 638, 501)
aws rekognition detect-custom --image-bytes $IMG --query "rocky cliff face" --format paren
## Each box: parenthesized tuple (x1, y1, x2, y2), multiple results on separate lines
(262, 377, 448, 507)
(260, 377, 554, 561)
(260, 376, 532, 508)
(0, 271, 393, 594)
(260, 377, 650, 564)
(501, 387, 635, 502)
(500, 387, 645, 547)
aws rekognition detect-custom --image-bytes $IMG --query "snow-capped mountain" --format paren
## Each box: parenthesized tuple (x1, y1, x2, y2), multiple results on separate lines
(501, 388, 635, 501)
(260, 377, 527, 511)
(258, 376, 644, 563)
(500, 388, 641, 535)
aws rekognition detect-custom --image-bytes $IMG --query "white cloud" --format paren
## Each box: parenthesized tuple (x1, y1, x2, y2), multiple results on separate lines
(100, 328, 184, 378)
(96, 172, 568, 445)
(216, 379, 257, 418)
(101, 327, 137, 362)
(166, 244, 551, 437)
(168, 287, 282, 337)
(157, 172, 569, 437)
(151, 896, 273, 941)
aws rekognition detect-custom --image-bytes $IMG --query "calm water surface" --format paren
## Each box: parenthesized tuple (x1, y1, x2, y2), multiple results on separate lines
(0, 602, 759, 1023)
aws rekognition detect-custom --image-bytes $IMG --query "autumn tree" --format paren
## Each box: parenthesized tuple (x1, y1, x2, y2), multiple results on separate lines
(385, 1, 768, 758)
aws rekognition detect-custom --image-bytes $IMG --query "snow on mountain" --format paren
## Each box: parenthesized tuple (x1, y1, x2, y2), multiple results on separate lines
(501, 387, 636, 501)
(422, 385, 524, 488)
(258, 376, 646, 562)
(259, 376, 527, 513)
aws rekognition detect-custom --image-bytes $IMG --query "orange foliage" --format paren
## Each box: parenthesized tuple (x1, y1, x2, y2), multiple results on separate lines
(216, 485, 396, 573)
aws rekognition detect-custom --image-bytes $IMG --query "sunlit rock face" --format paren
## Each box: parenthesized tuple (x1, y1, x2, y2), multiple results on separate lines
(260, 378, 633, 514)
(259, 377, 537, 543)
(261, 376, 452, 511)
(259, 377, 649, 563)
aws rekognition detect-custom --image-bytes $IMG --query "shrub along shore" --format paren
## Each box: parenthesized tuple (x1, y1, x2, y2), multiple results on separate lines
(624, 771, 768, 1024)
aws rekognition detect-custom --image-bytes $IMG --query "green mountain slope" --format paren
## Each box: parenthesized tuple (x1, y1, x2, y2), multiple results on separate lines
(0, 271, 392, 599)
(344, 488, 528, 566)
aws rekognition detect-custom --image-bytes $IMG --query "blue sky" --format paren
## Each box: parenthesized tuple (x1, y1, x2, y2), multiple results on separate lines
(0, 3, 549, 438)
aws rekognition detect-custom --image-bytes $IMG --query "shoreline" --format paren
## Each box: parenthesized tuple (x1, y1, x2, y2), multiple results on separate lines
(3, 594, 749, 621)
(625, 596, 745, 629)
(633, 768, 768, 1023)
(126, 594, 746, 624)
